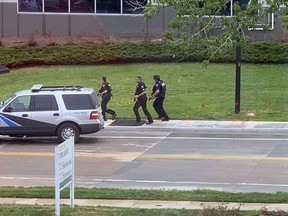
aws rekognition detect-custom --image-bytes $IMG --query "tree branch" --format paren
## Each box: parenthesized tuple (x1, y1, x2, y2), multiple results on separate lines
(124, 0, 147, 12)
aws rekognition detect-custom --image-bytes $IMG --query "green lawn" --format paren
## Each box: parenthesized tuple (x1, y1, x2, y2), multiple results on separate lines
(1, 187, 288, 204)
(0, 188, 286, 216)
(0, 205, 263, 216)
(0, 63, 287, 121)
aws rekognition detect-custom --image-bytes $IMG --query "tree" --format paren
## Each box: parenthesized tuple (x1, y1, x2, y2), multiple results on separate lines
(280, 3, 288, 29)
(136, 0, 288, 113)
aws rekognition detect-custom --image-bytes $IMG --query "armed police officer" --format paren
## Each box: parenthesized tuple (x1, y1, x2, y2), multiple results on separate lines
(98, 76, 117, 121)
(150, 75, 169, 121)
(133, 76, 153, 124)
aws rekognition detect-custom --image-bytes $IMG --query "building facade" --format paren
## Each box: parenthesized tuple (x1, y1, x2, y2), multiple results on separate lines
(0, 0, 284, 40)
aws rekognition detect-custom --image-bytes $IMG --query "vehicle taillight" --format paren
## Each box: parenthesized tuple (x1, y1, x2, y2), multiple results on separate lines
(90, 111, 99, 120)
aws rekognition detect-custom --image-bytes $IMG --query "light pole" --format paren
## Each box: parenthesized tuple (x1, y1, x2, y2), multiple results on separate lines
(235, 22, 241, 114)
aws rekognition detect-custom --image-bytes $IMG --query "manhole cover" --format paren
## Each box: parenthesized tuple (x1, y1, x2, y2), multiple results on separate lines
(109, 119, 146, 126)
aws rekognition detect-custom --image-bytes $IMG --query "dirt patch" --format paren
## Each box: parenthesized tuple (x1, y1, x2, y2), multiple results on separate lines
(0, 34, 163, 47)
(109, 119, 146, 126)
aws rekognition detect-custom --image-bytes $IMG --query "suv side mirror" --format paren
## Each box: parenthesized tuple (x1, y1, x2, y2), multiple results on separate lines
(0, 101, 3, 106)
(4, 106, 13, 112)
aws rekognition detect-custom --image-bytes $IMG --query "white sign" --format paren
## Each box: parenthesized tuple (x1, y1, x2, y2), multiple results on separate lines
(55, 137, 75, 216)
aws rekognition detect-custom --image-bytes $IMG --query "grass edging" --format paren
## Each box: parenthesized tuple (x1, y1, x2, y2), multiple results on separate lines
(1, 187, 288, 203)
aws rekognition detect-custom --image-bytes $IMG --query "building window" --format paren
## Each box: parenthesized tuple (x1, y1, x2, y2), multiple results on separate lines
(96, 0, 121, 14)
(196, 0, 250, 17)
(44, 0, 69, 12)
(219, 1, 232, 16)
(19, 0, 43, 12)
(235, 0, 250, 11)
(202, 0, 233, 16)
(123, 0, 147, 14)
(70, 0, 95, 13)
(18, 0, 149, 14)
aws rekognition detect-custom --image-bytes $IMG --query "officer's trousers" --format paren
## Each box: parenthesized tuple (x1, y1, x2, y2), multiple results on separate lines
(133, 98, 153, 123)
(153, 97, 169, 120)
(101, 97, 115, 121)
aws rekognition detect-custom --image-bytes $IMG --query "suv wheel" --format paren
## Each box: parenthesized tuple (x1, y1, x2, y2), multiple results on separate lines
(57, 123, 79, 143)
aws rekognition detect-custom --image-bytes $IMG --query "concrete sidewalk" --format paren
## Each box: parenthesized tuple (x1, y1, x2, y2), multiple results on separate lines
(106, 120, 288, 133)
(1, 197, 288, 211)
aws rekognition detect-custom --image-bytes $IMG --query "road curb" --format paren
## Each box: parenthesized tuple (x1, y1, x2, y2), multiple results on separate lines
(174, 127, 288, 133)
(105, 125, 288, 134)
(104, 120, 288, 134)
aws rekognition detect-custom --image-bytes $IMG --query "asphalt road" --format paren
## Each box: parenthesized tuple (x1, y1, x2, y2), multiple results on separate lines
(1, 127, 288, 193)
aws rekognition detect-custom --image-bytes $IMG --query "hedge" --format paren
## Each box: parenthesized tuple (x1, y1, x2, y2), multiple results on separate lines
(0, 42, 287, 68)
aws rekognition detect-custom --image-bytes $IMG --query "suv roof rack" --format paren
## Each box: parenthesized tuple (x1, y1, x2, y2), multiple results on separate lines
(31, 85, 83, 92)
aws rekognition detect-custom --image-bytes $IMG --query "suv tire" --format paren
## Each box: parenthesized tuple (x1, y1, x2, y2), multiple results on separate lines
(57, 123, 79, 143)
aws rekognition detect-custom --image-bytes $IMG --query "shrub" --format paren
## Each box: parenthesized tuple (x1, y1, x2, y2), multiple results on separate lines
(26, 35, 38, 47)
(200, 203, 242, 216)
(0, 41, 287, 68)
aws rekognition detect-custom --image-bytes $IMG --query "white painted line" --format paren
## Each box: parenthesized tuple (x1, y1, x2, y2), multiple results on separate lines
(238, 182, 288, 187)
(129, 133, 172, 162)
(0, 144, 7, 149)
(91, 136, 288, 141)
(2, 176, 288, 188)
(93, 178, 231, 185)
(1, 135, 288, 142)
(93, 178, 288, 188)
(0, 176, 54, 181)
(1, 0, 17, 3)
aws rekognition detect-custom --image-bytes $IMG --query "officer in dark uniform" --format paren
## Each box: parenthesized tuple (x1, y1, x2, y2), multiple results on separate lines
(150, 75, 169, 121)
(98, 77, 117, 121)
(133, 76, 153, 124)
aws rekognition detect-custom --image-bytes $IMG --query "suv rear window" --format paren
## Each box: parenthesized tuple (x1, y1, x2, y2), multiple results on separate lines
(91, 93, 100, 107)
(62, 94, 96, 110)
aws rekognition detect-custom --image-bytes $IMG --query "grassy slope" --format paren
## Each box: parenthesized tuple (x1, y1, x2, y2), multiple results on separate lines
(1, 187, 288, 203)
(0, 205, 262, 216)
(0, 63, 287, 121)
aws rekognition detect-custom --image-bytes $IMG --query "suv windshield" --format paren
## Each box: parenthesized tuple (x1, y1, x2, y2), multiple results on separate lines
(0, 94, 15, 108)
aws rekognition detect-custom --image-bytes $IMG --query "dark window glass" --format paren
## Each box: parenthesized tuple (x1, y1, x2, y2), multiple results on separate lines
(33, 95, 58, 111)
(233, 0, 250, 15)
(197, 0, 234, 16)
(218, 1, 232, 16)
(19, 0, 43, 12)
(91, 93, 100, 107)
(123, 0, 147, 14)
(63, 94, 95, 110)
(234, 0, 250, 10)
(6, 96, 31, 112)
(44, 0, 68, 12)
(198, 0, 204, 8)
(96, 0, 121, 14)
(71, 0, 95, 13)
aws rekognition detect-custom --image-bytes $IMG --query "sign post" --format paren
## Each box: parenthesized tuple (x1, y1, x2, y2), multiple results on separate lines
(55, 137, 75, 216)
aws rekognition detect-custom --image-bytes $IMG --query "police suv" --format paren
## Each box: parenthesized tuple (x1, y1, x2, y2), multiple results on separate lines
(0, 85, 104, 142)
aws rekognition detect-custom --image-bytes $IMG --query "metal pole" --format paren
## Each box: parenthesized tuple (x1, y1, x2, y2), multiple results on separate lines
(1, 0, 3, 38)
(235, 24, 241, 114)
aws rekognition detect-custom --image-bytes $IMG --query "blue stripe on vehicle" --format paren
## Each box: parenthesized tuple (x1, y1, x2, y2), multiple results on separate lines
(0, 115, 19, 127)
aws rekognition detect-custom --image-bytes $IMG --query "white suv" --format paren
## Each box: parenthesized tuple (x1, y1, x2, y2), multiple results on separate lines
(0, 85, 104, 142)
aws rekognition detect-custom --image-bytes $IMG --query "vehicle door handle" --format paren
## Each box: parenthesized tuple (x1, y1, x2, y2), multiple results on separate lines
(22, 114, 28, 117)
(53, 113, 60, 116)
